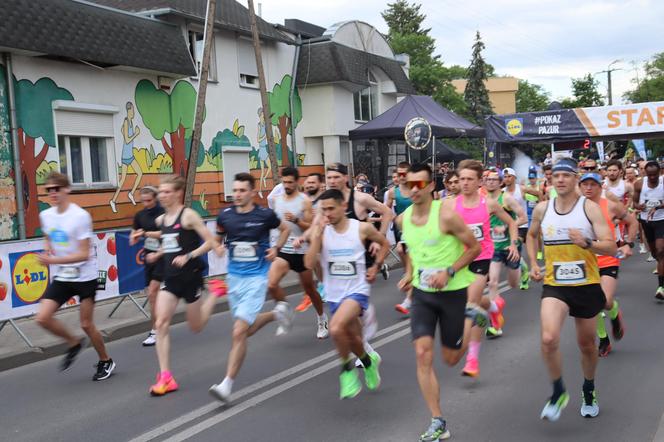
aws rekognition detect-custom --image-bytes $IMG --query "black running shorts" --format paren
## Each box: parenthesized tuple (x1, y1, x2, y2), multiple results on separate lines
(541, 284, 606, 319)
(277, 252, 308, 273)
(163, 270, 204, 304)
(469, 259, 490, 276)
(144, 260, 163, 285)
(640, 219, 664, 244)
(43, 279, 97, 307)
(411, 287, 468, 349)
(599, 266, 619, 279)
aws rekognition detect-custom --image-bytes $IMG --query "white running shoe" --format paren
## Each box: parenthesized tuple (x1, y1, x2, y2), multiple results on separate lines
(647, 255, 655, 262)
(209, 383, 231, 404)
(540, 391, 569, 422)
(580, 391, 599, 418)
(142, 330, 156, 346)
(273, 301, 293, 335)
(640, 243, 647, 254)
(317, 315, 329, 339)
(362, 303, 378, 340)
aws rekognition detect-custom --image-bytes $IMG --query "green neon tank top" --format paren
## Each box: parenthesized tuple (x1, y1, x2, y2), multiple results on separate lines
(402, 200, 475, 292)
(489, 193, 515, 251)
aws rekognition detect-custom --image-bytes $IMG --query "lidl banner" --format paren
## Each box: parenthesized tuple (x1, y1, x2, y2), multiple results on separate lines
(0, 227, 228, 322)
(485, 101, 664, 143)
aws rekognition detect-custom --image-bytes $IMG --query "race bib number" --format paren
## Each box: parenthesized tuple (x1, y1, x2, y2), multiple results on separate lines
(468, 223, 484, 241)
(97, 270, 107, 291)
(527, 200, 538, 209)
(491, 227, 506, 241)
(553, 260, 587, 284)
(144, 237, 160, 251)
(57, 265, 80, 280)
(161, 233, 181, 253)
(231, 242, 258, 262)
(418, 268, 444, 290)
(281, 236, 298, 254)
(328, 261, 357, 279)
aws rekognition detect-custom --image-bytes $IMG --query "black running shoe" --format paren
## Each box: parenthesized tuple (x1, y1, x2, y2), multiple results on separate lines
(93, 359, 116, 381)
(598, 336, 611, 358)
(60, 338, 87, 371)
(610, 311, 624, 341)
(380, 264, 390, 280)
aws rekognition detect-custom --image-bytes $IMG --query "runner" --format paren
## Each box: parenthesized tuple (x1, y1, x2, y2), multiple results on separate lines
(209, 173, 292, 403)
(633, 161, 664, 300)
(624, 165, 648, 255)
(579, 172, 636, 356)
(525, 167, 544, 260)
(527, 158, 616, 421)
(385, 162, 413, 315)
(129, 186, 164, 346)
(484, 170, 526, 337)
(454, 160, 516, 377)
(604, 160, 633, 204)
(439, 171, 460, 199)
(395, 163, 487, 441)
(304, 189, 389, 399)
(35, 172, 115, 380)
(541, 164, 555, 200)
(267, 167, 328, 338)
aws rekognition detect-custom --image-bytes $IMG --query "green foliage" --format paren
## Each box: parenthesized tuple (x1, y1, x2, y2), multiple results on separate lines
(268, 75, 302, 132)
(36, 160, 58, 184)
(464, 31, 493, 123)
(624, 53, 664, 103)
(382, 0, 428, 36)
(561, 74, 605, 108)
(190, 199, 210, 217)
(516, 80, 551, 113)
(14, 77, 74, 146)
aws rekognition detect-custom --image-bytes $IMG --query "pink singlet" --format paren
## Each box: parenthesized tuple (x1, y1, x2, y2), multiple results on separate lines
(455, 194, 494, 261)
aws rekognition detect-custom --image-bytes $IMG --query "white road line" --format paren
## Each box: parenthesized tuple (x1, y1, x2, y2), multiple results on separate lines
(130, 281, 511, 442)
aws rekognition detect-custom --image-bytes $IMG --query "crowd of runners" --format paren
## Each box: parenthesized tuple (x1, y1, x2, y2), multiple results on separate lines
(33, 153, 664, 440)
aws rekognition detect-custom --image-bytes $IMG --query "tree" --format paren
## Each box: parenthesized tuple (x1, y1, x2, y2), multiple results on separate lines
(624, 53, 664, 103)
(382, 0, 428, 36)
(516, 80, 551, 112)
(561, 73, 604, 108)
(464, 31, 494, 123)
(14, 77, 74, 236)
(267, 74, 302, 166)
(134, 80, 204, 176)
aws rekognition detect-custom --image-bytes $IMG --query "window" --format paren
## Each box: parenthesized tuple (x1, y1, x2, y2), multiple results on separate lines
(237, 37, 259, 88)
(189, 30, 218, 82)
(353, 71, 379, 122)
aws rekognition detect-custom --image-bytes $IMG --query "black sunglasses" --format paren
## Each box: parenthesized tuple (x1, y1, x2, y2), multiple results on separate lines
(46, 186, 61, 193)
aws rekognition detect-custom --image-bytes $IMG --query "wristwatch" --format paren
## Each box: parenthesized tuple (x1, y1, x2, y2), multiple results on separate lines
(583, 238, 593, 249)
(446, 267, 456, 278)
(626, 242, 635, 249)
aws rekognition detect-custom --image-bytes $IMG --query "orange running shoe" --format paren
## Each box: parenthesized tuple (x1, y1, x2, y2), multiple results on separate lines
(489, 295, 505, 329)
(150, 373, 179, 396)
(462, 357, 479, 378)
(295, 295, 312, 312)
(209, 279, 228, 297)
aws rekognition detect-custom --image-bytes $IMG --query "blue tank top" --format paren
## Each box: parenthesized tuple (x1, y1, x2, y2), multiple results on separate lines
(394, 186, 412, 215)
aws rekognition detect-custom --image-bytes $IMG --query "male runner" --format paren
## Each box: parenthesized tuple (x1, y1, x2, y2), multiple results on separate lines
(604, 160, 633, 204)
(396, 163, 488, 441)
(305, 189, 389, 399)
(36, 172, 115, 380)
(129, 186, 164, 346)
(527, 158, 616, 421)
(454, 160, 517, 376)
(484, 170, 526, 337)
(541, 164, 555, 200)
(148, 176, 222, 395)
(385, 162, 414, 315)
(525, 167, 544, 260)
(439, 171, 460, 199)
(267, 167, 328, 338)
(209, 173, 292, 403)
(633, 161, 664, 300)
(579, 172, 636, 356)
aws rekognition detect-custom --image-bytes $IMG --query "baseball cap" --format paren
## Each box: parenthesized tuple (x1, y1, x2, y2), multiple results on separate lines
(326, 162, 348, 175)
(579, 172, 602, 184)
(503, 167, 516, 176)
(528, 171, 537, 179)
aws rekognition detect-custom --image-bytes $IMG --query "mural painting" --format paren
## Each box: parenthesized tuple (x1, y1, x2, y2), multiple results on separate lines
(110, 102, 143, 213)
(267, 74, 302, 167)
(0, 66, 18, 240)
(256, 107, 272, 197)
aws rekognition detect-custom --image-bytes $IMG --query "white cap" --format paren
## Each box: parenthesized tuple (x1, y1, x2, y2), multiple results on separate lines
(503, 167, 516, 176)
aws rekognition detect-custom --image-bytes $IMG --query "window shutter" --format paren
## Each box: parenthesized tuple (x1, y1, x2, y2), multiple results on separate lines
(55, 110, 114, 137)
(237, 38, 258, 77)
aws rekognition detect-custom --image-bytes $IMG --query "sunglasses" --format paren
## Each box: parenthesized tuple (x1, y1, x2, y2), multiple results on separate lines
(581, 167, 597, 171)
(46, 186, 61, 193)
(406, 180, 431, 190)
(397, 172, 407, 177)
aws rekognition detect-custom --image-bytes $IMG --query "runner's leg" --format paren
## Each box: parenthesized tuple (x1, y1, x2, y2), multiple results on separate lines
(35, 299, 79, 347)
(267, 257, 290, 302)
(154, 290, 179, 373)
(79, 298, 109, 361)
(540, 297, 568, 382)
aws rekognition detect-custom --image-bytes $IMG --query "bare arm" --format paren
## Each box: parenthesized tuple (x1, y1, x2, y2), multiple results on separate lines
(505, 194, 528, 227)
(569, 200, 617, 256)
(524, 184, 543, 200)
(385, 187, 395, 210)
(273, 221, 290, 252)
(182, 208, 217, 259)
(304, 222, 323, 271)
(356, 192, 394, 234)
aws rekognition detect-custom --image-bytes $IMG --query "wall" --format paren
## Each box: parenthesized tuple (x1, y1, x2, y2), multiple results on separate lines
(452, 77, 519, 114)
(0, 63, 18, 240)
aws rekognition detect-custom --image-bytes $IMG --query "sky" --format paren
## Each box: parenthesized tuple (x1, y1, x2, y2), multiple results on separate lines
(258, 0, 661, 105)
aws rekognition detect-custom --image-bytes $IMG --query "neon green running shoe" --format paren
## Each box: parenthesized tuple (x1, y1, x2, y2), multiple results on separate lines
(540, 391, 570, 421)
(339, 368, 362, 399)
(520, 261, 530, 290)
(363, 353, 382, 390)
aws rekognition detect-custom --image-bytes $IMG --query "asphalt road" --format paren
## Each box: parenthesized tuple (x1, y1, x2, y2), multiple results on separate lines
(2, 255, 664, 442)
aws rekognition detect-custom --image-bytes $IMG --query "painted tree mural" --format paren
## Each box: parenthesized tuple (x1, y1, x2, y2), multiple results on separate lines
(14, 77, 74, 236)
(134, 80, 203, 176)
(268, 75, 302, 166)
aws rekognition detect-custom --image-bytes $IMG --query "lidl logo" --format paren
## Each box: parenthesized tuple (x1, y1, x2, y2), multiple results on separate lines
(506, 118, 523, 136)
(11, 251, 49, 306)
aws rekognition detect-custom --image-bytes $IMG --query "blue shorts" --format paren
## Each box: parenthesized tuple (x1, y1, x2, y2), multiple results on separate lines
(227, 273, 268, 325)
(327, 293, 370, 317)
(491, 247, 521, 270)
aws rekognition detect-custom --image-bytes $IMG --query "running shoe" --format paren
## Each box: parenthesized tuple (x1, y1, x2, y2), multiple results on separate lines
(655, 287, 664, 302)
(489, 296, 505, 330)
(598, 336, 611, 357)
(653, 268, 658, 273)
(540, 391, 569, 421)
(142, 330, 156, 347)
(363, 352, 382, 390)
(317, 315, 329, 339)
(647, 255, 656, 262)
(610, 311, 625, 341)
(395, 302, 410, 316)
(355, 350, 381, 368)
(380, 263, 390, 280)
(273, 301, 293, 335)
(93, 359, 116, 381)
(295, 295, 312, 312)
(209, 382, 231, 404)
(486, 326, 503, 339)
(150, 373, 179, 396)
(362, 303, 378, 340)
(536, 251, 543, 260)
(461, 356, 479, 378)
(580, 390, 599, 418)
(465, 304, 489, 328)
(520, 262, 530, 290)
(419, 417, 450, 441)
(640, 243, 647, 254)
(339, 368, 362, 399)
(60, 337, 87, 371)
(208, 279, 228, 297)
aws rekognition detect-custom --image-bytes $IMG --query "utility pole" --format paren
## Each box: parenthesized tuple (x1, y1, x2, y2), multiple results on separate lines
(597, 59, 622, 105)
(184, 0, 216, 207)
(247, 0, 280, 186)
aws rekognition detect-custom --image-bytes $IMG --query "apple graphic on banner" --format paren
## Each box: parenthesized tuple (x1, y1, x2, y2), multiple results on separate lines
(0, 282, 7, 301)
(0, 257, 3, 270)
(97, 233, 106, 240)
(108, 265, 118, 281)
(107, 237, 116, 256)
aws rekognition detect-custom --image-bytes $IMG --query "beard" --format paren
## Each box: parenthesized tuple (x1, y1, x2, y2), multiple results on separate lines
(305, 188, 318, 196)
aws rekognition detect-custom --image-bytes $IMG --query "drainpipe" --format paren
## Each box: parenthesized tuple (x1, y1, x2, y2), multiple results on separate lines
(3, 52, 26, 239)
(289, 34, 301, 164)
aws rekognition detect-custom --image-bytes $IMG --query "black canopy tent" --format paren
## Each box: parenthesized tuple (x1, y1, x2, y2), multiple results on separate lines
(349, 95, 483, 190)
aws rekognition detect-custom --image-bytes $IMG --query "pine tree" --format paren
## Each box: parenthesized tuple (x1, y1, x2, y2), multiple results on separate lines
(464, 31, 494, 123)
(381, 0, 428, 36)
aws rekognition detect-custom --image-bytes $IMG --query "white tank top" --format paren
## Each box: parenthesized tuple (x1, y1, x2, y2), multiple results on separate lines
(639, 176, 664, 221)
(542, 196, 595, 244)
(321, 219, 370, 302)
(273, 193, 307, 254)
(507, 185, 528, 228)
(605, 179, 626, 200)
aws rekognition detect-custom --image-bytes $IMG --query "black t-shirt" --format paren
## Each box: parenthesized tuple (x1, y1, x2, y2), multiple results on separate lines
(133, 204, 165, 232)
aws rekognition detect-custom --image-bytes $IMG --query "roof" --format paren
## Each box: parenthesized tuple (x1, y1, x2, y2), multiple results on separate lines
(90, 0, 293, 43)
(297, 41, 415, 94)
(0, 0, 196, 76)
(282, 19, 326, 39)
(349, 95, 485, 139)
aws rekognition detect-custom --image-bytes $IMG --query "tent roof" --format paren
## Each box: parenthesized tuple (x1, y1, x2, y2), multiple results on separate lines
(349, 95, 485, 140)
(435, 140, 470, 162)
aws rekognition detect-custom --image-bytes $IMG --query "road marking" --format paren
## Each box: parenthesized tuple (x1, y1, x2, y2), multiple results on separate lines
(130, 281, 511, 441)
